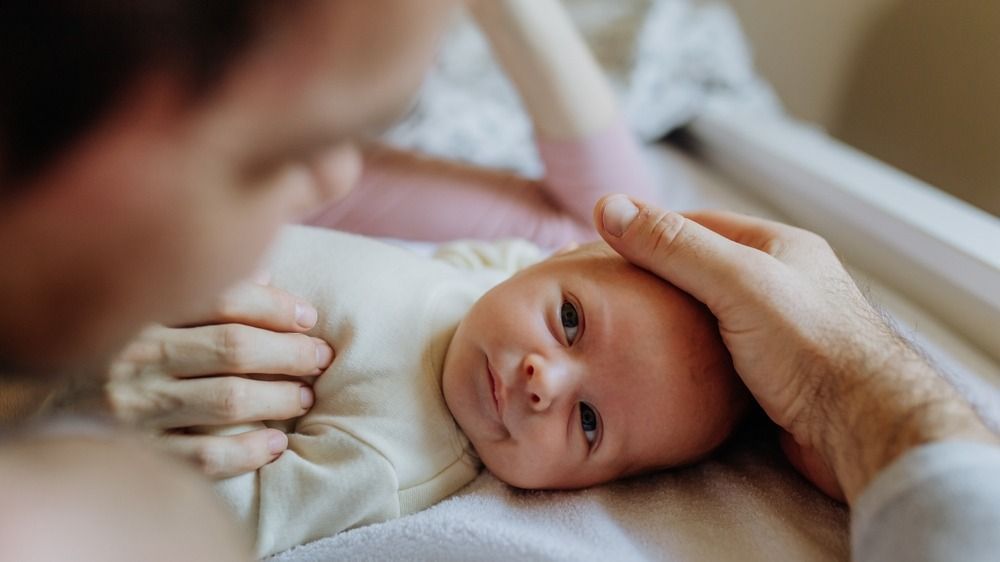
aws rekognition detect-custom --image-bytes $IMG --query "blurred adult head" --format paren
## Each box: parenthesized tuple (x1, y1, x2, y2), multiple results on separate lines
(0, 1, 454, 373)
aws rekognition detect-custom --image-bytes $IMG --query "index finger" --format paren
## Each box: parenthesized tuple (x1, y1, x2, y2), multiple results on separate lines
(185, 280, 319, 333)
(593, 195, 770, 311)
(141, 323, 333, 378)
(680, 210, 793, 251)
(682, 210, 834, 269)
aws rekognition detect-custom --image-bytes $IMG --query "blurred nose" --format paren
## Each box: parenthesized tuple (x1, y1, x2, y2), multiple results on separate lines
(277, 143, 362, 222)
(310, 142, 362, 203)
(522, 352, 575, 412)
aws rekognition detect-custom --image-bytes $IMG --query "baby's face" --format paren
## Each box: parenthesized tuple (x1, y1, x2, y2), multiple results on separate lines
(443, 244, 746, 490)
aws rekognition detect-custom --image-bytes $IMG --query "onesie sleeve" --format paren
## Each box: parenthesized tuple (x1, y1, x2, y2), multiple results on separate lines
(216, 428, 400, 558)
(851, 441, 1000, 562)
(303, 116, 661, 249)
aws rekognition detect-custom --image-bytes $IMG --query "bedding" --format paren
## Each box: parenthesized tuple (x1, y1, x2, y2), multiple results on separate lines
(269, 143, 1000, 561)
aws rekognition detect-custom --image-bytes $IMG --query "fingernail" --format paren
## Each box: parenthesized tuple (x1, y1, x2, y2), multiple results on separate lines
(267, 431, 288, 455)
(295, 303, 318, 329)
(315, 343, 333, 368)
(299, 386, 314, 409)
(252, 270, 271, 286)
(603, 196, 639, 237)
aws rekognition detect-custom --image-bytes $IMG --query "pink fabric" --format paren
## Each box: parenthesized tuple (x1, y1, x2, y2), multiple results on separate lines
(304, 118, 658, 248)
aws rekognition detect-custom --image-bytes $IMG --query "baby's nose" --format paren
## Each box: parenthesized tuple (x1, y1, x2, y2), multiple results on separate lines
(522, 353, 572, 412)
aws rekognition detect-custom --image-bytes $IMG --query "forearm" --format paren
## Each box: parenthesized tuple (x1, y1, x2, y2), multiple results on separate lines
(468, 0, 618, 140)
(810, 332, 997, 504)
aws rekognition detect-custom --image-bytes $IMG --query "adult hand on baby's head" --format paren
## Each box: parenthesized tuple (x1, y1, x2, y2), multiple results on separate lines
(595, 196, 875, 437)
(593, 195, 995, 504)
(103, 277, 334, 479)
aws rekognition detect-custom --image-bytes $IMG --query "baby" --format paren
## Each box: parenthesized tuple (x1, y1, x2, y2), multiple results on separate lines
(213, 226, 747, 556)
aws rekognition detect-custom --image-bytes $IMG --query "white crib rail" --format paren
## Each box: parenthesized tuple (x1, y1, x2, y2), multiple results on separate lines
(687, 108, 1000, 363)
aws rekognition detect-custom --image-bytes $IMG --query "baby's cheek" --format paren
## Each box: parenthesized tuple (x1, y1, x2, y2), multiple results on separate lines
(477, 441, 532, 488)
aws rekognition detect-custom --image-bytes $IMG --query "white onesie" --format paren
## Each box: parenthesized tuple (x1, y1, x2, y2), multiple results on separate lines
(214, 225, 541, 557)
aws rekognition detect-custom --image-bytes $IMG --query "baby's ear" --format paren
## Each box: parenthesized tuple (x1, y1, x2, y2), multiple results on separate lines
(779, 431, 846, 503)
(552, 242, 579, 256)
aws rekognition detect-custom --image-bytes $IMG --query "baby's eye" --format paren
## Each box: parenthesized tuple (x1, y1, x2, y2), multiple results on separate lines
(580, 402, 599, 445)
(560, 301, 579, 344)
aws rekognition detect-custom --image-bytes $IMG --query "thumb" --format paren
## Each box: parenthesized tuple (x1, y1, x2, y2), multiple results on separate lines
(593, 194, 754, 310)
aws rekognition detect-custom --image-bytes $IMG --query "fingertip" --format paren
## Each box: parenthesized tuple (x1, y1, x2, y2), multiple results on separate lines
(593, 194, 638, 239)
(294, 302, 319, 329)
(313, 339, 334, 369)
(266, 430, 288, 455)
(299, 385, 314, 410)
(594, 195, 687, 261)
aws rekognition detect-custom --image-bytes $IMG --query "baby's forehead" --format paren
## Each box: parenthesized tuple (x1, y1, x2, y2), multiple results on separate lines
(543, 242, 623, 271)
(542, 243, 658, 285)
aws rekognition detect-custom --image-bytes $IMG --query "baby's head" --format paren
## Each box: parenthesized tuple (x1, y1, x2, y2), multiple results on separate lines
(442, 242, 748, 490)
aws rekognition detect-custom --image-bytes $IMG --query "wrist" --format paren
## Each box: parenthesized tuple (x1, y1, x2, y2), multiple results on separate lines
(807, 337, 996, 504)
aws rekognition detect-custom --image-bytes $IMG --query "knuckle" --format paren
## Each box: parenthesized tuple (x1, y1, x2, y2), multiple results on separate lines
(761, 236, 787, 257)
(113, 339, 166, 375)
(106, 383, 179, 428)
(217, 325, 252, 370)
(192, 442, 229, 478)
(216, 380, 250, 421)
(644, 209, 685, 260)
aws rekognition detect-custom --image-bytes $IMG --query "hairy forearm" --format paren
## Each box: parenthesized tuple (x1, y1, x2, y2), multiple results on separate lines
(808, 329, 997, 504)
(468, 0, 618, 140)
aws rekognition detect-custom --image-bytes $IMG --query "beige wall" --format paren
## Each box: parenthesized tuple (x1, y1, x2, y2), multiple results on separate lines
(726, 0, 1000, 216)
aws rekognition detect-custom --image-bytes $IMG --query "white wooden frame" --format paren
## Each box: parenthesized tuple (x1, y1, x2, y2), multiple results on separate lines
(686, 107, 1000, 362)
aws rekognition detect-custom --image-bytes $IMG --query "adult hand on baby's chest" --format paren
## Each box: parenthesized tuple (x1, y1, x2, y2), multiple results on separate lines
(102, 278, 332, 478)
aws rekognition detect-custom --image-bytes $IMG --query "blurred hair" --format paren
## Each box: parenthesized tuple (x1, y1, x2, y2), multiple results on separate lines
(0, 1, 283, 186)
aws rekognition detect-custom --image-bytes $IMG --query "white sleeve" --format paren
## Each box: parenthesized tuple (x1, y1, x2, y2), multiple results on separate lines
(852, 441, 1000, 562)
(214, 428, 399, 558)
